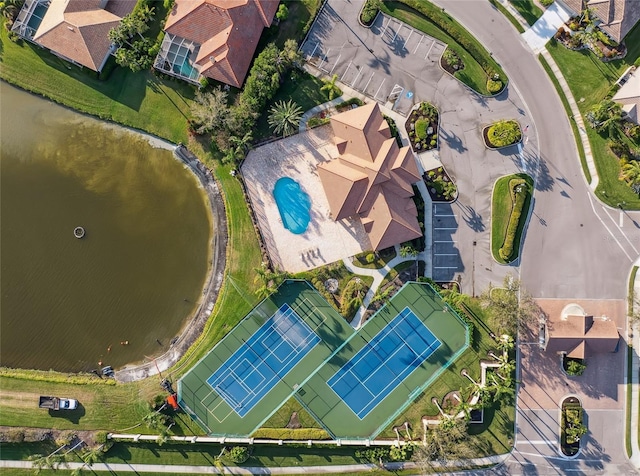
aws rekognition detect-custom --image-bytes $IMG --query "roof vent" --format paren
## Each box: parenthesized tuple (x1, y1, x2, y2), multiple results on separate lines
(67, 26, 74, 31)
(209, 56, 216, 64)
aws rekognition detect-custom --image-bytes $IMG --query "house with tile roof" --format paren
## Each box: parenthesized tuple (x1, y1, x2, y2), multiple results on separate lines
(560, 0, 640, 42)
(12, 0, 135, 72)
(544, 303, 620, 359)
(613, 67, 640, 124)
(154, 0, 279, 87)
(317, 103, 423, 251)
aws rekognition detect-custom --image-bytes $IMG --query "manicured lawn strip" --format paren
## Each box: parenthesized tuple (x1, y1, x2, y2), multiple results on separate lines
(0, 28, 194, 144)
(491, 174, 533, 264)
(382, 1, 506, 95)
(379, 299, 514, 456)
(171, 160, 263, 377)
(489, 0, 525, 33)
(507, 0, 543, 26)
(537, 53, 591, 183)
(0, 467, 416, 476)
(352, 248, 397, 269)
(0, 376, 145, 432)
(546, 35, 640, 208)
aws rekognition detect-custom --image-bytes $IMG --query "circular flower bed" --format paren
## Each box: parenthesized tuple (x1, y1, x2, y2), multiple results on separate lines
(482, 120, 522, 149)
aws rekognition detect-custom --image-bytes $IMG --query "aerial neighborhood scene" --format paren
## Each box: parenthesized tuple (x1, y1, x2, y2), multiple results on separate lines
(2, 0, 640, 474)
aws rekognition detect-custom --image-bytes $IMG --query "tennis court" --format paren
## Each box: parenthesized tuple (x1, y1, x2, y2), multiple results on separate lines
(207, 304, 320, 417)
(328, 308, 441, 419)
(296, 282, 469, 438)
(178, 280, 355, 436)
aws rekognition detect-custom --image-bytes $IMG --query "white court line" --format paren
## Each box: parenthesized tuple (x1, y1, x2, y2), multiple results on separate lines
(413, 35, 424, 54)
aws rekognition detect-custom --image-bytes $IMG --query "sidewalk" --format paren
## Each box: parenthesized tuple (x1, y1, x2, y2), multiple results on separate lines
(629, 260, 640, 468)
(0, 454, 509, 474)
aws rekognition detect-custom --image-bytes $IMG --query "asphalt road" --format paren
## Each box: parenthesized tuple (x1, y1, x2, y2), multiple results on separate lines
(432, 0, 637, 300)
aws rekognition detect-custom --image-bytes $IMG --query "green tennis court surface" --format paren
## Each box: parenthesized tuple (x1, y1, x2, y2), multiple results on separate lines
(178, 280, 355, 436)
(179, 280, 468, 438)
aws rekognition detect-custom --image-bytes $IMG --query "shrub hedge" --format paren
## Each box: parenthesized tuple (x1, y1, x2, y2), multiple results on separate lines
(487, 78, 503, 94)
(499, 179, 529, 261)
(250, 428, 330, 440)
(399, 0, 506, 81)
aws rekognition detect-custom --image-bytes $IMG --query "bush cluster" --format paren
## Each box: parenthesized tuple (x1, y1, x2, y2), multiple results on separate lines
(340, 278, 365, 319)
(360, 0, 382, 25)
(499, 179, 528, 261)
(228, 446, 250, 463)
(486, 78, 503, 94)
(540, 0, 554, 6)
(415, 118, 429, 140)
(487, 120, 521, 148)
(250, 428, 330, 440)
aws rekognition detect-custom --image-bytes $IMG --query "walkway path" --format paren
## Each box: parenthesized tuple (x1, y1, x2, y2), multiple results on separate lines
(521, 1, 572, 53)
(0, 454, 508, 474)
(630, 259, 640, 469)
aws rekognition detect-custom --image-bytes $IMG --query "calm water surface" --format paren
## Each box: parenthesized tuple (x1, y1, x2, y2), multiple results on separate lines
(1, 84, 212, 372)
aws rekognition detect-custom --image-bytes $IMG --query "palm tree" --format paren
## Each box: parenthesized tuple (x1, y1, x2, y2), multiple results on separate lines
(229, 131, 253, 156)
(588, 99, 623, 136)
(254, 263, 287, 298)
(321, 74, 342, 100)
(496, 334, 515, 355)
(400, 244, 420, 279)
(621, 160, 640, 187)
(268, 100, 303, 137)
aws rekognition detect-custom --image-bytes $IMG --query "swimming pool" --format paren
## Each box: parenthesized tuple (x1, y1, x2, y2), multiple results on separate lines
(273, 177, 311, 234)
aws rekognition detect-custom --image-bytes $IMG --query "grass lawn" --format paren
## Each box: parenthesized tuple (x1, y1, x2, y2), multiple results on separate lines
(254, 70, 332, 141)
(383, 1, 506, 95)
(546, 32, 640, 208)
(378, 299, 514, 456)
(537, 54, 590, 183)
(257, 0, 322, 50)
(352, 248, 398, 269)
(0, 28, 195, 144)
(491, 173, 533, 264)
(489, 0, 525, 33)
(507, 0, 543, 26)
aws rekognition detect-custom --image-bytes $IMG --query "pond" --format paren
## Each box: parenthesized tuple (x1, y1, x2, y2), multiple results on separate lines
(0, 83, 213, 372)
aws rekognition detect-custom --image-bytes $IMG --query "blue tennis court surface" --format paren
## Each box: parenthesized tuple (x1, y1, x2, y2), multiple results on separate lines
(328, 307, 441, 419)
(207, 304, 320, 417)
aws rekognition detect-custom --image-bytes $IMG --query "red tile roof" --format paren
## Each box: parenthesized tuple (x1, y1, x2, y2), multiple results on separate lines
(318, 103, 422, 251)
(163, 0, 279, 87)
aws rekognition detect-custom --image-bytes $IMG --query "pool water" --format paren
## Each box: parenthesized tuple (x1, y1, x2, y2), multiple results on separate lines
(273, 177, 311, 234)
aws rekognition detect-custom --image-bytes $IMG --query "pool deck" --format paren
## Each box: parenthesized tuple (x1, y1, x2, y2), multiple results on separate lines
(241, 126, 371, 273)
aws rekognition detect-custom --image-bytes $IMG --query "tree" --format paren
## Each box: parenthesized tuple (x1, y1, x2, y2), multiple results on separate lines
(275, 39, 301, 73)
(620, 160, 640, 187)
(414, 419, 474, 469)
(229, 131, 253, 157)
(321, 74, 342, 100)
(189, 88, 230, 134)
(268, 100, 303, 137)
(276, 4, 289, 22)
(480, 274, 541, 336)
(587, 99, 623, 136)
(254, 262, 287, 298)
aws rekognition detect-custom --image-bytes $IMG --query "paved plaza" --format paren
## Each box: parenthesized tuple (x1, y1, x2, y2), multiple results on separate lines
(241, 126, 370, 273)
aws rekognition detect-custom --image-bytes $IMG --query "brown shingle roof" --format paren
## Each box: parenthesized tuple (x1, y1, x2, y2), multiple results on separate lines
(318, 103, 422, 251)
(163, 0, 279, 87)
(546, 313, 620, 357)
(32, 0, 134, 71)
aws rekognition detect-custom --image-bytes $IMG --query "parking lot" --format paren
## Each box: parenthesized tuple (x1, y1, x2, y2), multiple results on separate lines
(301, 6, 446, 115)
(431, 202, 463, 282)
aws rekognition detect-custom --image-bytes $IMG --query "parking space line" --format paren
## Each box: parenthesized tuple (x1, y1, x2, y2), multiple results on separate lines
(392, 23, 402, 41)
(433, 227, 457, 230)
(340, 61, 352, 81)
(434, 214, 456, 217)
(433, 253, 458, 257)
(329, 54, 341, 75)
(318, 48, 331, 70)
(403, 29, 413, 48)
(351, 67, 363, 88)
(308, 42, 319, 60)
(413, 35, 424, 55)
(434, 240, 457, 243)
(433, 266, 459, 270)
(424, 41, 435, 60)
(363, 72, 375, 93)
(374, 78, 386, 100)
(380, 16, 391, 37)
